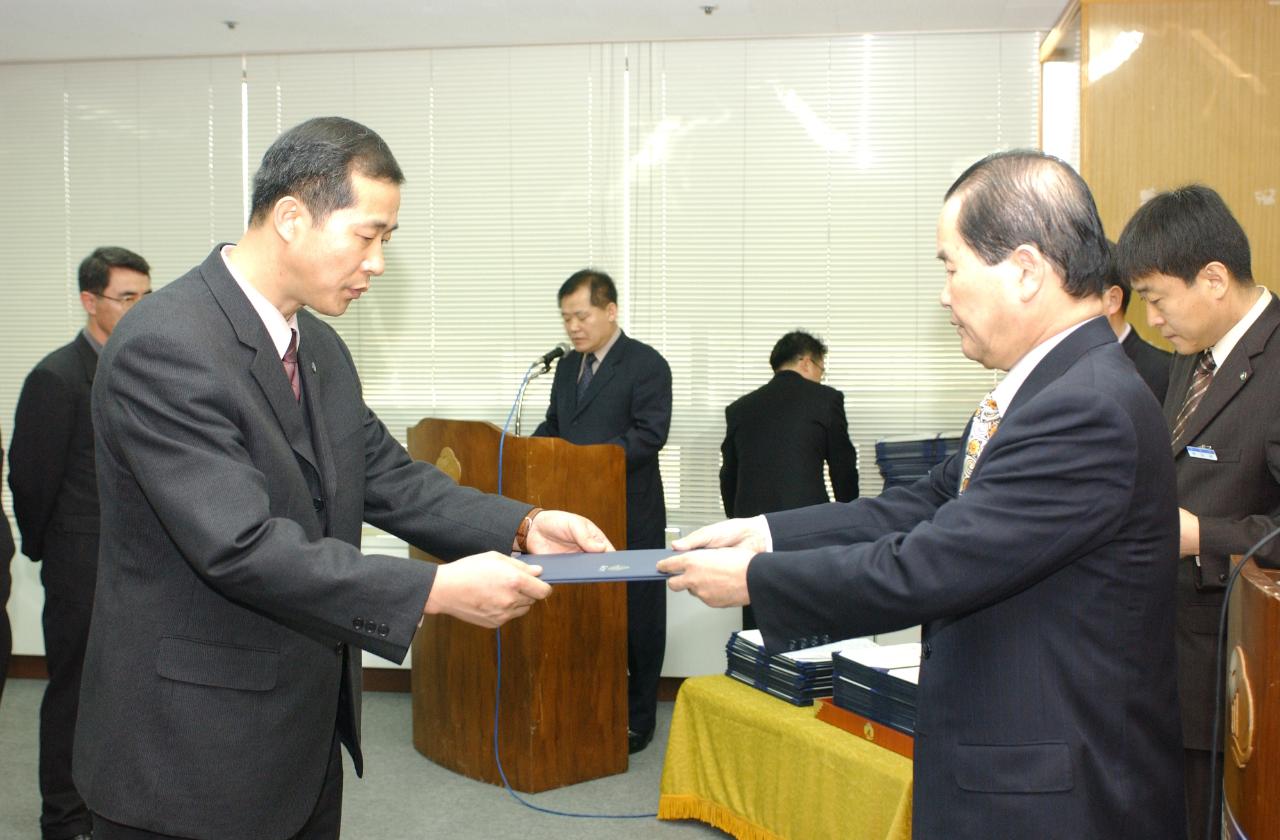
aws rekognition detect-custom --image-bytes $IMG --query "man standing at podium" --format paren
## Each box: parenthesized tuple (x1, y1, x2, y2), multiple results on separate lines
(661, 150, 1186, 838)
(72, 116, 612, 840)
(535, 269, 673, 754)
(1117, 184, 1280, 839)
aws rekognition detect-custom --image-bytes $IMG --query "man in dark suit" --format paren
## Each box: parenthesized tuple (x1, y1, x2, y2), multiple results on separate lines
(72, 117, 610, 840)
(0, 428, 15, 710)
(721, 329, 857, 628)
(1102, 251, 1173, 400)
(534, 268, 672, 753)
(661, 151, 1185, 839)
(10, 245, 151, 840)
(1117, 184, 1280, 840)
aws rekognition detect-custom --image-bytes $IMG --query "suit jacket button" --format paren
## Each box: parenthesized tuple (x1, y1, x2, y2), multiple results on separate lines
(353, 618, 364, 630)
(313, 498, 325, 512)
(1218, 573, 1228, 583)
(922, 642, 933, 659)
(378, 623, 389, 637)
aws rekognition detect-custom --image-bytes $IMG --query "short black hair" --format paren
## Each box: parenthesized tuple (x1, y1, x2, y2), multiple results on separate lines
(249, 116, 404, 226)
(1115, 184, 1253, 287)
(770, 330, 828, 372)
(78, 246, 150, 295)
(1103, 239, 1132, 312)
(945, 149, 1110, 298)
(558, 269, 617, 308)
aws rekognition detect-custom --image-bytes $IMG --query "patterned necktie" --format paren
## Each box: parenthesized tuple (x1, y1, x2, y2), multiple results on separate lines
(1171, 350, 1216, 450)
(282, 329, 301, 402)
(577, 353, 597, 400)
(959, 390, 1001, 494)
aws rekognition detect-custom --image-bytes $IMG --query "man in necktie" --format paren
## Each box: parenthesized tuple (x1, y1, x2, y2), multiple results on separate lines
(1117, 184, 1280, 840)
(660, 150, 1186, 839)
(69, 117, 615, 840)
(534, 268, 673, 754)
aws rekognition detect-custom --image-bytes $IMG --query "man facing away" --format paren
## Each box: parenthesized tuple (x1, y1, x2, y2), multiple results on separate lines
(72, 116, 611, 840)
(534, 268, 672, 754)
(660, 150, 1186, 839)
(10, 245, 151, 840)
(1117, 184, 1280, 840)
(720, 329, 858, 629)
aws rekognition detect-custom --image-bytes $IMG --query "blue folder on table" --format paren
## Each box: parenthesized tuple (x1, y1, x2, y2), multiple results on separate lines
(535, 548, 675, 583)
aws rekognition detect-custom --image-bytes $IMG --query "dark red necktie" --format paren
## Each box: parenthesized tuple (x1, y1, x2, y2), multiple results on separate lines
(282, 329, 300, 402)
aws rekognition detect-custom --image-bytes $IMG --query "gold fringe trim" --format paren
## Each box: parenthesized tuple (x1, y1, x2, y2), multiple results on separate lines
(658, 794, 783, 840)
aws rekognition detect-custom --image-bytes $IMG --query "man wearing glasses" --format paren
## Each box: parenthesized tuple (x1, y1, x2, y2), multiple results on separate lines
(9, 245, 150, 840)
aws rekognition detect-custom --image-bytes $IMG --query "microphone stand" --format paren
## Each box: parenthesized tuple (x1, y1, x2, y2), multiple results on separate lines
(513, 361, 552, 437)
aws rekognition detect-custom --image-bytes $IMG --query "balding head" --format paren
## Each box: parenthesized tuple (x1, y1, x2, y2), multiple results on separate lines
(945, 150, 1110, 298)
(937, 151, 1108, 371)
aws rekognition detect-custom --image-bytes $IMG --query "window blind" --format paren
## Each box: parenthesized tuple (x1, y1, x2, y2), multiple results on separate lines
(0, 31, 1041, 546)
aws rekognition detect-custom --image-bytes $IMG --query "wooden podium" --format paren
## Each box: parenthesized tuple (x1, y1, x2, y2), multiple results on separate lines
(1224, 558, 1280, 838)
(406, 418, 628, 792)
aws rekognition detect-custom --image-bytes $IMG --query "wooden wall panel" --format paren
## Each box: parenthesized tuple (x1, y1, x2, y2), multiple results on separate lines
(1080, 0, 1280, 346)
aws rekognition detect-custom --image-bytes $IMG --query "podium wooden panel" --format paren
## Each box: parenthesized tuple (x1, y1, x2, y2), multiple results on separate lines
(1224, 559, 1280, 838)
(406, 418, 628, 792)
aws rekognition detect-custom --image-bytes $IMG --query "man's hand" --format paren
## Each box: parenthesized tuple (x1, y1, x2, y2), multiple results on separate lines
(1179, 507, 1200, 557)
(658, 548, 754, 608)
(424, 551, 552, 628)
(524, 509, 615, 554)
(671, 517, 769, 554)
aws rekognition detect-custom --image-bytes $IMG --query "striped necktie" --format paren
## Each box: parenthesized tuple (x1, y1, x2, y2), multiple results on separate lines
(1171, 350, 1215, 450)
(577, 353, 597, 400)
(959, 390, 1000, 494)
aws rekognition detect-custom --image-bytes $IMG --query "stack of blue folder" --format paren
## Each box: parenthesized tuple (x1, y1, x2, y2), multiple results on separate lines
(725, 630, 875, 706)
(832, 643, 922, 735)
(874, 436, 963, 489)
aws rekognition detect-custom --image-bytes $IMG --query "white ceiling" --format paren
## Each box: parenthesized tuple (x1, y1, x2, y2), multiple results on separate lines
(0, 0, 1067, 64)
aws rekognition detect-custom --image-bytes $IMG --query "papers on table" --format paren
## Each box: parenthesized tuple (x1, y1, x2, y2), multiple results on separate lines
(725, 630, 876, 706)
(724, 628, 923, 736)
(832, 643, 921, 735)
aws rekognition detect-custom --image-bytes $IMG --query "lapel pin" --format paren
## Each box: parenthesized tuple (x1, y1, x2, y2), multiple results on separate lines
(1240, 372, 1247, 381)
(311, 362, 317, 373)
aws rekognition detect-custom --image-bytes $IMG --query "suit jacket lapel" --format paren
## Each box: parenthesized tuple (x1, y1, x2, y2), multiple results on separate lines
(1172, 296, 1280, 455)
(296, 333, 338, 511)
(571, 332, 626, 420)
(198, 247, 320, 476)
(73, 331, 99, 385)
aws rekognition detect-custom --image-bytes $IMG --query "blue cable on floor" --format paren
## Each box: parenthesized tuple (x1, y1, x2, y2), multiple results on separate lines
(489, 365, 658, 820)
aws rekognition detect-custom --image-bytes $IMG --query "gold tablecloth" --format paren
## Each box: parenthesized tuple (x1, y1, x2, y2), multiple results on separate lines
(658, 675, 913, 840)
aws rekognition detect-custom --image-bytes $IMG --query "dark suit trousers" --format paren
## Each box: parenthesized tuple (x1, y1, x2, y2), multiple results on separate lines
(40, 537, 97, 840)
(0, 556, 11, 707)
(1184, 747, 1223, 840)
(627, 573, 666, 737)
(92, 728, 344, 840)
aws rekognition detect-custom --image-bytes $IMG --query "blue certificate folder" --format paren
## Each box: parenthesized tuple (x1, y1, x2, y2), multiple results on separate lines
(535, 548, 675, 583)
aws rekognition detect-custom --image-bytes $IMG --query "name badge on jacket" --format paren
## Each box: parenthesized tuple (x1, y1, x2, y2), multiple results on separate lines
(1186, 445, 1218, 462)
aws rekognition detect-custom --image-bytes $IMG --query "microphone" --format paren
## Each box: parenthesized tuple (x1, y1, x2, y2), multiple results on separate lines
(534, 342, 570, 369)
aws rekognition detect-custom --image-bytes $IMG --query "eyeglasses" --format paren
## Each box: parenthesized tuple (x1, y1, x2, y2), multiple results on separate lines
(95, 290, 151, 308)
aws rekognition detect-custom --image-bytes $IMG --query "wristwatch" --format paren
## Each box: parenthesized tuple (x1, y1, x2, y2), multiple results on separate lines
(515, 507, 544, 553)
